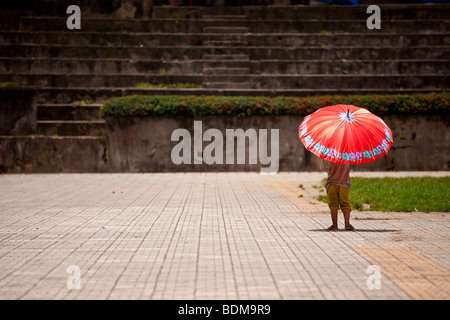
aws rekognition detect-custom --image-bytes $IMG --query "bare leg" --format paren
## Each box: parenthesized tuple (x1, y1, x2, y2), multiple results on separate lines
(328, 209, 338, 230)
(343, 210, 354, 230)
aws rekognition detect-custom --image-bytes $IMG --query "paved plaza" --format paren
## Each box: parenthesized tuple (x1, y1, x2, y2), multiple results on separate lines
(0, 171, 448, 300)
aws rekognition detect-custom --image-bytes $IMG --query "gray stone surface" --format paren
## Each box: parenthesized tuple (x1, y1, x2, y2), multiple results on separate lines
(1, 4, 448, 101)
(0, 172, 448, 300)
(105, 114, 450, 172)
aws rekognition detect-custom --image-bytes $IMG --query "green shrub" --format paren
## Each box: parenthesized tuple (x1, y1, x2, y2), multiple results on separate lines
(0, 81, 18, 87)
(99, 92, 449, 118)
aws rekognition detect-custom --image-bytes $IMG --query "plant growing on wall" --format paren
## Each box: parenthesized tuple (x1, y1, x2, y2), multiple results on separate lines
(99, 92, 449, 118)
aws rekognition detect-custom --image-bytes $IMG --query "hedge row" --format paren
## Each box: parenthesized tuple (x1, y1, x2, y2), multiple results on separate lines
(99, 92, 449, 118)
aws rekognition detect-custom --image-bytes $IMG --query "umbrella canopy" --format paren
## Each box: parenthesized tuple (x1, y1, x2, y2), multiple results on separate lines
(298, 104, 393, 164)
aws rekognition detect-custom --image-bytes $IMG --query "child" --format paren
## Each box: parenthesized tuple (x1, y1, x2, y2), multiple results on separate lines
(321, 159, 354, 231)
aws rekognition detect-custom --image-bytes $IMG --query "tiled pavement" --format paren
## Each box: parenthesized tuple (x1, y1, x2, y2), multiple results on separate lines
(0, 172, 448, 300)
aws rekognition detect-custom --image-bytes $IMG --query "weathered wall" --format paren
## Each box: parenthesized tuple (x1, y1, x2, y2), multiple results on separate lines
(1, 113, 448, 173)
(105, 116, 308, 173)
(105, 114, 450, 172)
(0, 88, 36, 135)
(355, 114, 450, 171)
(0, 136, 108, 173)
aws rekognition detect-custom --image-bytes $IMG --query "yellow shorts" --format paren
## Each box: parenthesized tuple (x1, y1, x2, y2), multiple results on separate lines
(327, 184, 352, 212)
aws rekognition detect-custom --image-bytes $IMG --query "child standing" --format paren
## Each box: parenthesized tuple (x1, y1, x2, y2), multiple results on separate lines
(321, 159, 354, 231)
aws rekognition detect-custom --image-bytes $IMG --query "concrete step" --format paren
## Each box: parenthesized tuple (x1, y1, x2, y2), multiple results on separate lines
(25, 86, 442, 104)
(202, 27, 249, 34)
(202, 54, 250, 61)
(18, 17, 450, 34)
(202, 40, 249, 47)
(37, 120, 105, 136)
(0, 57, 170, 75)
(6, 73, 447, 90)
(1, 57, 448, 75)
(152, 4, 450, 21)
(37, 104, 102, 121)
(202, 67, 251, 75)
(2, 31, 448, 47)
(3, 44, 448, 60)
(202, 15, 248, 20)
(254, 59, 450, 75)
(204, 82, 253, 89)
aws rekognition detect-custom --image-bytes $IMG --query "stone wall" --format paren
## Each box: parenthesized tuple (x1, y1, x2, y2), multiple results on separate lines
(106, 116, 306, 173)
(1, 111, 448, 173)
(0, 136, 108, 173)
(105, 114, 450, 172)
(361, 114, 450, 171)
(0, 88, 36, 135)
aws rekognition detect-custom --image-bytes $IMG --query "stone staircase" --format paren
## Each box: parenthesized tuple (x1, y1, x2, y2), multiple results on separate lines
(36, 103, 105, 137)
(201, 20, 252, 89)
(0, 4, 449, 172)
(1, 4, 449, 101)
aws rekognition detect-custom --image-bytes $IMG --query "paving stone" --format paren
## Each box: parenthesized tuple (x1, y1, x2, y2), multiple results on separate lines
(0, 172, 448, 300)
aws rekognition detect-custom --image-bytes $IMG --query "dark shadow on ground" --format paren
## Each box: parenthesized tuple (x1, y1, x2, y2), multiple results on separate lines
(309, 229, 400, 232)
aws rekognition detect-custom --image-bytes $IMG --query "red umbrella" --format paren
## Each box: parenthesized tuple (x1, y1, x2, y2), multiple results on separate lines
(298, 104, 393, 164)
